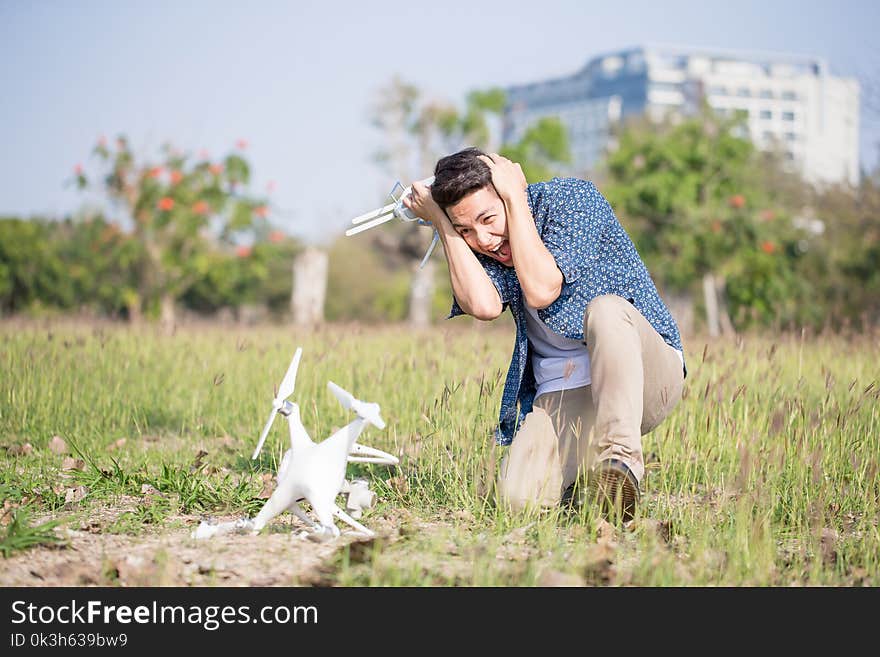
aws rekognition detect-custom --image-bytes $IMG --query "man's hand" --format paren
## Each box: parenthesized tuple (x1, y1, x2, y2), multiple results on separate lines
(478, 153, 527, 202)
(403, 179, 448, 226)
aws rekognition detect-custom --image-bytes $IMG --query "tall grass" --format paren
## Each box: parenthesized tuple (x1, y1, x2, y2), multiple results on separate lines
(1, 319, 877, 585)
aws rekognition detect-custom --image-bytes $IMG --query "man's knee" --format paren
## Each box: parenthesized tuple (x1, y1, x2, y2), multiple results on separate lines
(496, 469, 545, 513)
(585, 294, 635, 335)
(495, 409, 563, 512)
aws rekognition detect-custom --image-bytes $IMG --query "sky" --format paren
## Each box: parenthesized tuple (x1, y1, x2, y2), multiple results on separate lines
(2, 0, 879, 245)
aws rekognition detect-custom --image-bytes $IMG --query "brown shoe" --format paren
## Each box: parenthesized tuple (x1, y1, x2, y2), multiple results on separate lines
(586, 459, 640, 523)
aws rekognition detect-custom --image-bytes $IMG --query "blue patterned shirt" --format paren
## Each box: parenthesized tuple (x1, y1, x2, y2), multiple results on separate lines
(448, 177, 685, 445)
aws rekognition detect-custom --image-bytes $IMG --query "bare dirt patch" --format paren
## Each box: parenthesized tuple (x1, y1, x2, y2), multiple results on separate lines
(0, 508, 404, 587)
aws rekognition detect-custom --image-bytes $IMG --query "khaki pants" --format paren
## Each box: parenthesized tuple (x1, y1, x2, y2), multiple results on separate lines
(497, 294, 684, 511)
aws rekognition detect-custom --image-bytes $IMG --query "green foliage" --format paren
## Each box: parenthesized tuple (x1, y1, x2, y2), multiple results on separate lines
(106, 495, 173, 535)
(0, 506, 66, 558)
(181, 237, 301, 315)
(1, 134, 303, 321)
(500, 117, 572, 182)
(603, 106, 813, 329)
(78, 136, 273, 321)
(0, 218, 71, 313)
(325, 234, 413, 322)
(802, 177, 880, 326)
(2, 323, 879, 584)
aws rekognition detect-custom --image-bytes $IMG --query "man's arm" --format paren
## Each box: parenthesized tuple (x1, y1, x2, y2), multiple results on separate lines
(479, 154, 562, 309)
(405, 182, 503, 320)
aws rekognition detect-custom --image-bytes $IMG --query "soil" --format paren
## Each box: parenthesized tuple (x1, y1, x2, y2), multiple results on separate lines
(0, 507, 404, 587)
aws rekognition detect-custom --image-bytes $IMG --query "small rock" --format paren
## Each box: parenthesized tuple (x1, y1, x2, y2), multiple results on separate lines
(820, 527, 839, 565)
(61, 457, 86, 472)
(596, 518, 616, 541)
(582, 541, 616, 584)
(64, 486, 89, 504)
(537, 569, 584, 587)
(1, 500, 20, 526)
(48, 436, 68, 455)
(190, 449, 209, 471)
(9, 443, 34, 457)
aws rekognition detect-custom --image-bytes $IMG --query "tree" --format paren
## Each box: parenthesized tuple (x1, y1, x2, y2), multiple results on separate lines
(603, 106, 808, 334)
(807, 174, 880, 327)
(0, 218, 70, 314)
(77, 135, 270, 329)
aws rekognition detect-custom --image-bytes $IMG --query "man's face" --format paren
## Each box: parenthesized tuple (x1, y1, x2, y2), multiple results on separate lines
(445, 186, 513, 266)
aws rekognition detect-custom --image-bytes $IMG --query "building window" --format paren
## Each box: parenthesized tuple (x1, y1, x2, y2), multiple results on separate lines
(785, 152, 795, 161)
(708, 85, 727, 96)
(651, 81, 680, 93)
(760, 110, 772, 120)
(736, 87, 751, 97)
(782, 111, 795, 121)
(781, 90, 797, 101)
(785, 132, 797, 141)
(759, 89, 773, 99)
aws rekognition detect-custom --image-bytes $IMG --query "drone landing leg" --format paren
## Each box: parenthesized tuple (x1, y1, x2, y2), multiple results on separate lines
(310, 501, 342, 538)
(333, 504, 375, 537)
(288, 502, 319, 530)
(252, 489, 295, 532)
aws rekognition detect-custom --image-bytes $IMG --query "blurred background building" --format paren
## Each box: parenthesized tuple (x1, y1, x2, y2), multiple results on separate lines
(503, 44, 860, 186)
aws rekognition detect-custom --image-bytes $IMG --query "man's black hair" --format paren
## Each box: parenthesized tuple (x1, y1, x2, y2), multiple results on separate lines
(430, 147, 492, 209)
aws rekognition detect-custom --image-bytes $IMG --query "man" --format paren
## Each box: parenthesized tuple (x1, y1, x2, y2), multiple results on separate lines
(403, 147, 686, 521)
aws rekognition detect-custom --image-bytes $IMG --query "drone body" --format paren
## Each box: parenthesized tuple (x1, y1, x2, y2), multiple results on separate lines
(250, 394, 385, 538)
(193, 347, 397, 541)
(192, 348, 399, 539)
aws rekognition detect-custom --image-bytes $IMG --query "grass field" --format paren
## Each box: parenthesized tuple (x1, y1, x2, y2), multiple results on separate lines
(1, 318, 878, 586)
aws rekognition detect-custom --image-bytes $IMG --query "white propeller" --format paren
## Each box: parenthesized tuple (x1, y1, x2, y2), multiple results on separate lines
(327, 381, 386, 430)
(345, 176, 438, 269)
(252, 347, 302, 460)
(347, 442, 399, 465)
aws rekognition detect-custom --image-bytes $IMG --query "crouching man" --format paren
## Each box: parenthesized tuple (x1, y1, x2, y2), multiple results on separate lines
(404, 148, 686, 521)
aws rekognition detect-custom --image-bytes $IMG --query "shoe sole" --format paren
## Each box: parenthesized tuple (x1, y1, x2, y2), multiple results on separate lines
(586, 466, 638, 523)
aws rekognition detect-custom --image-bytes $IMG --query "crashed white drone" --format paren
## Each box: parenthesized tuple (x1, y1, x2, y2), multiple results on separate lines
(193, 347, 398, 540)
(346, 176, 437, 269)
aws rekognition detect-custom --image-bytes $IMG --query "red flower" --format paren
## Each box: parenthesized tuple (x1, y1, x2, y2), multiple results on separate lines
(170, 170, 183, 185)
(760, 241, 776, 254)
(209, 163, 223, 176)
(147, 166, 164, 179)
(158, 197, 175, 211)
(729, 194, 746, 209)
(235, 138, 248, 150)
(236, 245, 252, 258)
(268, 230, 285, 243)
(253, 205, 268, 218)
(192, 200, 210, 215)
